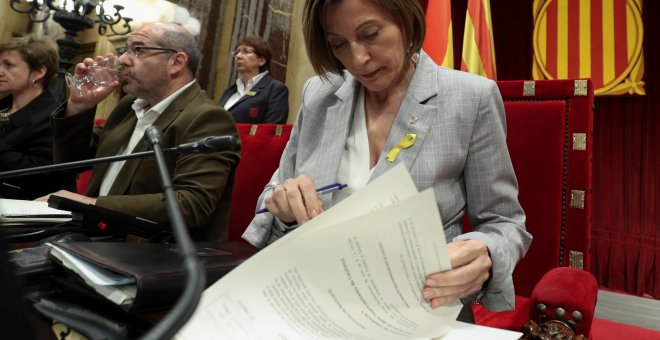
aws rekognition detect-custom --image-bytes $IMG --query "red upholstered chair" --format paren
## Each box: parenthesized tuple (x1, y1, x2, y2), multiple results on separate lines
(473, 79, 596, 338)
(76, 170, 92, 195)
(76, 119, 106, 195)
(227, 124, 293, 242)
(524, 267, 599, 337)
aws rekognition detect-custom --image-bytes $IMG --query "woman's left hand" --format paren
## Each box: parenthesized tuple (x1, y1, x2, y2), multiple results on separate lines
(423, 239, 492, 308)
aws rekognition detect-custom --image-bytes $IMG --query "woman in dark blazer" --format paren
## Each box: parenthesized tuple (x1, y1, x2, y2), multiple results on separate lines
(0, 35, 74, 199)
(219, 36, 289, 124)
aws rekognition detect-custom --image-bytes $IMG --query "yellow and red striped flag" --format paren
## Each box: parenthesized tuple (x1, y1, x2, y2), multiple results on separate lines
(461, 0, 497, 79)
(422, 0, 454, 68)
(532, 0, 645, 95)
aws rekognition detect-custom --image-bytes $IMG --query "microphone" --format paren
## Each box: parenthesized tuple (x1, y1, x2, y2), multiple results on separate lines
(138, 126, 205, 340)
(143, 128, 238, 153)
(175, 135, 237, 154)
(0, 134, 237, 180)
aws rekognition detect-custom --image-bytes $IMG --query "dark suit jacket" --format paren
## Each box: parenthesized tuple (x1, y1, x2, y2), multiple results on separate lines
(0, 90, 75, 199)
(52, 82, 241, 241)
(219, 73, 289, 124)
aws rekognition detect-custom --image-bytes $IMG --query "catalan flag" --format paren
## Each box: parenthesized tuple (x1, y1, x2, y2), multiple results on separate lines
(422, 0, 454, 68)
(461, 0, 497, 80)
(532, 0, 644, 95)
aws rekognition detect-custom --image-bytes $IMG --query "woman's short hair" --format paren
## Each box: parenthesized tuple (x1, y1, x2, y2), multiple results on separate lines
(236, 36, 272, 73)
(0, 34, 59, 86)
(302, 0, 426, 77)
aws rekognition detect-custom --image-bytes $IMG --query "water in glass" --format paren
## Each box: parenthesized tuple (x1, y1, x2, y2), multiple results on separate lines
(65, 58, 124, 96)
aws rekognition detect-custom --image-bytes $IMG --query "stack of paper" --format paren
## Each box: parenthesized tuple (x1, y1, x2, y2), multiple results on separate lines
(0, 198, 72, 225)
(176, 164, 463, 340)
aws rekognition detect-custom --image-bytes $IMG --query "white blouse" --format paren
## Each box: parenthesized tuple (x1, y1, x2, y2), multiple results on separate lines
(334, 86, 374, 205)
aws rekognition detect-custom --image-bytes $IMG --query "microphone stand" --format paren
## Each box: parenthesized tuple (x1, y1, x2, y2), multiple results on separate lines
(139, 126, 204, 340)
(0, 137, 229, 180)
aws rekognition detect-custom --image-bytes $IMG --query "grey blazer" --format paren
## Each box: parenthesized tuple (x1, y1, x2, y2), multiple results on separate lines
(243, 51, 532, 312)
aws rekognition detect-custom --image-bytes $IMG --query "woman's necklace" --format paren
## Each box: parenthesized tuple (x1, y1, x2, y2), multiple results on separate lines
(0, 106, 12, 122)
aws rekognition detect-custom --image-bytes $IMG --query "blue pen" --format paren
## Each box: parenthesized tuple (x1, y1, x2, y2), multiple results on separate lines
(256, 183, 347, 214)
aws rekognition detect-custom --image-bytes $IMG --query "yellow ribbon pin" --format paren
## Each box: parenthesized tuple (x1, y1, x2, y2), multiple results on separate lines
(386, 133, 416, 163)
(245, 91, 257, 96)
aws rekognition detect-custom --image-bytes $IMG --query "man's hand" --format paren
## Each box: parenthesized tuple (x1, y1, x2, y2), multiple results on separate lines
(423, 239, 492, 308)
(66, 54, 122, 117)
(35, 190, 97, 205)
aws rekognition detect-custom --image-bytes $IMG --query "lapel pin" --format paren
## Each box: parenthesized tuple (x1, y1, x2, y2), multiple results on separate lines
(386, 133, 417, 163)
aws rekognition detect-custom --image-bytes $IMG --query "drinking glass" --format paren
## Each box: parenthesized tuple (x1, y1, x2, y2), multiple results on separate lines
(65, 57, 124, 96)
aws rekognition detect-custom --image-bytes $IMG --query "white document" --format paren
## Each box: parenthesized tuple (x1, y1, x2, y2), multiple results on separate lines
(176, 165, 463, 340)
(443, 321, 522, 340)
(0, 198, 72, 223)
(258, 163, 419, 254)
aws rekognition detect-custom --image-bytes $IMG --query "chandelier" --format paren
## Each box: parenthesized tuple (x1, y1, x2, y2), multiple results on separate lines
(8, 0, 133, 100)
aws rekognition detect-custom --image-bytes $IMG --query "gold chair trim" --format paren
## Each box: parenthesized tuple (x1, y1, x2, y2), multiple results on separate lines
(249, 124, 258, 136)
(573, 133, 587, 151)
(569, 251, 584, 270)
(523, 81, 536, 96)
(574, 80, 588, 96)
(570, 190, 585, 209)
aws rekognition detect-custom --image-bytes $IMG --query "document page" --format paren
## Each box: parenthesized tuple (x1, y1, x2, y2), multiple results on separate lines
(256, 163, 419, 255)
(177, 166, 463, 340)
(443, 321, 522, 340)
(0, 198, 72, 223)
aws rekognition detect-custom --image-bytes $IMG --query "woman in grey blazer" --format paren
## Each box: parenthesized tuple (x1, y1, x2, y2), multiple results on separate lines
(243, 0, 532, 315)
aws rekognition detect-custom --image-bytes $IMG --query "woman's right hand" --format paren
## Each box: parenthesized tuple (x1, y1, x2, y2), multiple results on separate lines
(66, 54, 121, 117)
(264, 174, 325, 225)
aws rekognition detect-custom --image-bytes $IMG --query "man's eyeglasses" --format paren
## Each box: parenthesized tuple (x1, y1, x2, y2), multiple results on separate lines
(118, 46, 179, 58)
(233, 48, 257, 57)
